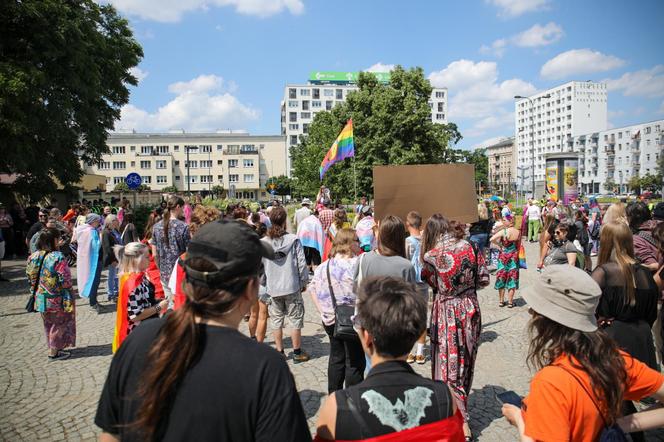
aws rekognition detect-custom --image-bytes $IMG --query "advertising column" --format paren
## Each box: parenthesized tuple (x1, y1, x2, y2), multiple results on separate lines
(545, 159, 558, 201)
(562, 159, 579, 205)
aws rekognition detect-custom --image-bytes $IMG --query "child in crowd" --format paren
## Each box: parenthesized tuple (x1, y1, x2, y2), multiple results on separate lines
(405, 211, 428, 364)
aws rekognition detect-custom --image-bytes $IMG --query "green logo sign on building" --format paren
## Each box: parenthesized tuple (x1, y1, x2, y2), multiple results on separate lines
(309, 71, 390, 84)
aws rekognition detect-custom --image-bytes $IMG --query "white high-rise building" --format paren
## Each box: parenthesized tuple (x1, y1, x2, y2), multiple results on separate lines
(573, 119, 663, 195)
(281, 71, 448, 175)
(515, 81, 607, 196)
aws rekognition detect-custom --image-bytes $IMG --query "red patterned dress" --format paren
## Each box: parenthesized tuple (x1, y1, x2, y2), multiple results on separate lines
(422, 233, 487, 422)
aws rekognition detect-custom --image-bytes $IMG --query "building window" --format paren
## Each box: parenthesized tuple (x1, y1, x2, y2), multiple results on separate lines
(436, 113, 445, 120)
(217, 145, 223, 151)
(217, 160, 223, 165)
(300, 89, 310, 96)
(99, 161, 111, 170)
(312, 100, 321, 108)
(244, 174, 254, 182)
(188, 176, 198, 184)
(156, 145, 169, 154)
(174, 160, 180, 166)
(229, 174, 239, 183)
(289, 124, 299, 130)
(289, 88, 296, 99)
(130, 146, 135, 152)
(174, 145, 180, 152)
(156, 160, 167, 169)
(140, 146, 153, 155)
(112, 161, 126, 170)
(185, 160, 198, 168)
(140, 160, 151, 169)
(130, 161, 135, 167)
(437, 102, 444, 112)
(185, 145, 199, 154)
(217, 175, 223, 182)
(175, 176, 180, 181)
(156, 176, 167, 184)
(302, 100, 309, 111)
(112, 146, 126, 154)
(113, 177, 124, 185)
(336, 89, 343, 99)
(300, 112, 311, 119)
(142, 176, 152, 184)
(435, 91, 445, 98)
(289, 112, 297, 122)
(228, 159, 238, 168)
(200, 175, 213, 183)
(290, 135, 298, 145)
(243, 159, 254, 168)
(645, 126, 651, 134)
(200, 160, 213, 168)
(303, 123, 310, 134)
(313, 88, 320, 99)
(324, 89, 334, 97)
(200, 145, 212, 153)
(288, 100, 298, 108)
(326, 101, 333, 111)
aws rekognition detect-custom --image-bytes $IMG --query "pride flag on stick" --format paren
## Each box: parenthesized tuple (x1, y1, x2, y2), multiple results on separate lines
(320, 119, 354, 180)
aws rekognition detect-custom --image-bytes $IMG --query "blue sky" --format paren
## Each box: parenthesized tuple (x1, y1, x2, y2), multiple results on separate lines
(109, 0, 664, 150)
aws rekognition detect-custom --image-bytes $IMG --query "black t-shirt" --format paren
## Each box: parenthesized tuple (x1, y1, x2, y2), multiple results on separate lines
(26, 222, 44, 243)
(334, 361, 454, 440)
(95, 318, 312, 442)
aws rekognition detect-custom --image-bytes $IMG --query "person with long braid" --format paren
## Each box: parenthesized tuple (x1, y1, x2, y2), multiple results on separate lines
(96, 221, 311, 441)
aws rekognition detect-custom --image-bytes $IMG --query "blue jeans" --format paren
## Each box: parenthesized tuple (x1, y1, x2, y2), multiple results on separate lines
(469, 233, 488, 254)
(107, 264, 118, 300)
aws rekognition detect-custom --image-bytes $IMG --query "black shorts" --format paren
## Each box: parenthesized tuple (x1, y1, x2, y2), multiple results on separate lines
(303, 246, 321, 266)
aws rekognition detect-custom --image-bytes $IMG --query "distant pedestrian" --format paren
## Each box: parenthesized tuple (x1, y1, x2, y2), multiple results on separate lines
(27, 228, 76, 360)
(297, 210, 324, 274)
(490, 214, 520, 307)
(293, 198, 312, 231)
(76, 213, 103, 313)
(101, 214, 121, 302)
(469, 203, 491, 254)
(404, 210, 428, 364)
(355, 206, 377, 252)
(526, 200, 542, 242)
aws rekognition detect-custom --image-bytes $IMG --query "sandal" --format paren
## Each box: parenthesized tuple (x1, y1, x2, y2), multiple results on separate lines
(507, 303, 514, 308)
(498, 301, 506, 307)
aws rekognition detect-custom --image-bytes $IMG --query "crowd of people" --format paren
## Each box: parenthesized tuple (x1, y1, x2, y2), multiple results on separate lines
(10, 188, 664, 441)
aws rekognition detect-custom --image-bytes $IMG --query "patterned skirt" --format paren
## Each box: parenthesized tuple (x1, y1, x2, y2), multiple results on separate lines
(41, 308, 76, 350)
(430, 291, 482, 422)
(494, 249, 519, 290)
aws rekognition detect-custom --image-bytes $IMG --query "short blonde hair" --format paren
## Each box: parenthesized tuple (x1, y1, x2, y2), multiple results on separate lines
(104, 214, 118, 231)
(477, 203, 488, 221)
(114, 242, 148, 274)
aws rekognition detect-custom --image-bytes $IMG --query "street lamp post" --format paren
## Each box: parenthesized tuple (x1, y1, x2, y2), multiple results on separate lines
(515, 94, 550, 199)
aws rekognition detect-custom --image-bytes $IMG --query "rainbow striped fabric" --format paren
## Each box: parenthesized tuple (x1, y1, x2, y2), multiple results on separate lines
(319, 119, 355, 179)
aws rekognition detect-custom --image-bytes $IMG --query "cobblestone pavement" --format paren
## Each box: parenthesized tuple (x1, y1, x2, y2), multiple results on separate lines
(1, 241, 663, 441)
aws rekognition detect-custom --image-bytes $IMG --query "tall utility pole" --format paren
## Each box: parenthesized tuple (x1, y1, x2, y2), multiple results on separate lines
(515, 94, 550, 199)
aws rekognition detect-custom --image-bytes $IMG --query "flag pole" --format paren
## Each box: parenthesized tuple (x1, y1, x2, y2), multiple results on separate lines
(353, 156, 357, 203)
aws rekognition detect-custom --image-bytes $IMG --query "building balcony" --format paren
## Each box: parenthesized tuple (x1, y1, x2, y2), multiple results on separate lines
(607, 164, 615, 170)
(224, 147, 259, 155)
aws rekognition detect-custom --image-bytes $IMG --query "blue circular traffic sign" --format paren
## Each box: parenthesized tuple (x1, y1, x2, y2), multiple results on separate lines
(125, 173, 142, 190)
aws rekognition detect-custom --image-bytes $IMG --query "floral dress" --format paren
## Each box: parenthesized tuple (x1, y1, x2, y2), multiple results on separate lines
(26, 251, 76, 350)
(494, 236, 519, 290)
(422, 234, 487, 422)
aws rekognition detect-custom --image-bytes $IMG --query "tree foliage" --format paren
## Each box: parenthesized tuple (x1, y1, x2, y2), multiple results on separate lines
(290, 67, 459, 198)
(211, 185, 224, 197)
(627, 173, 662, 194)
(0, 0, 143, 198)
(265, 175, 293, 196)
(161, 185, 179, 193)
(113, 182, 130, 192)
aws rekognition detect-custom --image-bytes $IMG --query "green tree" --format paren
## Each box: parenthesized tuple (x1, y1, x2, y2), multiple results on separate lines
(628, 175, 642, 194)
(603, 179, 616, 192)
(211, 185, 224, 198)
(113, 182, 129, 192)
(137, 184, 151, 192)
(640, 173, 662, 193)
(291, 67, 458, 198)
(162, 185, 179, 193)
(0, 0, 143, 199)
(265, 175, 293, 195)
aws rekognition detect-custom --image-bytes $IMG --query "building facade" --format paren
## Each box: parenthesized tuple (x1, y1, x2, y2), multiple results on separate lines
(83, 132, 288, 200)
(485, 137, 516, 195)
(573, 119, 663, 195)
(515, 81, 607, 196)
(281, 71, 449, 174)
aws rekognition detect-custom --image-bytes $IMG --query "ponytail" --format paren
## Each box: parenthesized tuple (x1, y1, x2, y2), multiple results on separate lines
(163, 196, 184, 242)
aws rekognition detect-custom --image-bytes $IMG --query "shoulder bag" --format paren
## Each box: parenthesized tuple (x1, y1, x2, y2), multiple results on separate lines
(556, 365, 628, 442)
(327, 259, 359, 342)
(26, 252, 50, 313)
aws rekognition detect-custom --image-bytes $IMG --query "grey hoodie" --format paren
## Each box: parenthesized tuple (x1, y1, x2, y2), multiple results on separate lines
(262, 233, 309, 297)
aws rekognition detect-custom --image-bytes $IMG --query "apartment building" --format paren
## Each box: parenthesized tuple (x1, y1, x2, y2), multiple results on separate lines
(573, 119, 663, 194)
(515, 81, 607, 196)
(83, 132, 287, 200)
(485, 137, 516, 194)
(281, 71, 449, 174)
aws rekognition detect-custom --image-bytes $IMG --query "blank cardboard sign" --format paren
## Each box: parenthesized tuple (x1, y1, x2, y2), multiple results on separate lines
(373, 164, 479, 224)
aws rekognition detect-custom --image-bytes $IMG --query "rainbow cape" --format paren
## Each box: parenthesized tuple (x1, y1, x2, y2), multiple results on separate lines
(113, 272, 144, 353)
(319, 119, 355, 179)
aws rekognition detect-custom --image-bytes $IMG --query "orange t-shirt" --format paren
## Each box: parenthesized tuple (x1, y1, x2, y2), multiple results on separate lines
(523, 352, 664, 442)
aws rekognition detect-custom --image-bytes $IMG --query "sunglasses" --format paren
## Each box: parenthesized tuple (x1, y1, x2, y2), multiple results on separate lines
(554, 230, 565, 235)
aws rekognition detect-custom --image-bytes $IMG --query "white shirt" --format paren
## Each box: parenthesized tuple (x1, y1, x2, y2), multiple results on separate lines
(527, 205, 541, 220)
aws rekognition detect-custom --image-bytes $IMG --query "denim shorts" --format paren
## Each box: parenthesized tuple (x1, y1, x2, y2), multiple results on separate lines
(268, 292, 305, 329)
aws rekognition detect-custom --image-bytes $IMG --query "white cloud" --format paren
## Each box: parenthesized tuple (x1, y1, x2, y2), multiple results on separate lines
(465, 111, 515, 137)
(365, 62, 395, 73)
(480, 22, 562, 57)
(607, 109, 625, 119)
(604, 65, 664, 97)
(429, 59, 537, 120)
(115, 74, 259, 132)
(486, 0, 549, 17)
(540, 49, 625, 80)
(659, 101, 664, 115)
(512, 22, 563, 47)
(472, 135, 512, 150)
(129, 67, 149, 83)
(105, 0, 304, 22)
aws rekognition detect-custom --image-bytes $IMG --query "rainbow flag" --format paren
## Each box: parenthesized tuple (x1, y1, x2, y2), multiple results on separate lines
(320, 119, 355, 179)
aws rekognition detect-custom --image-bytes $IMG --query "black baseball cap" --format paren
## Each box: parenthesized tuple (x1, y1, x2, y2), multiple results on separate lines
(184, 220, 274, 287)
